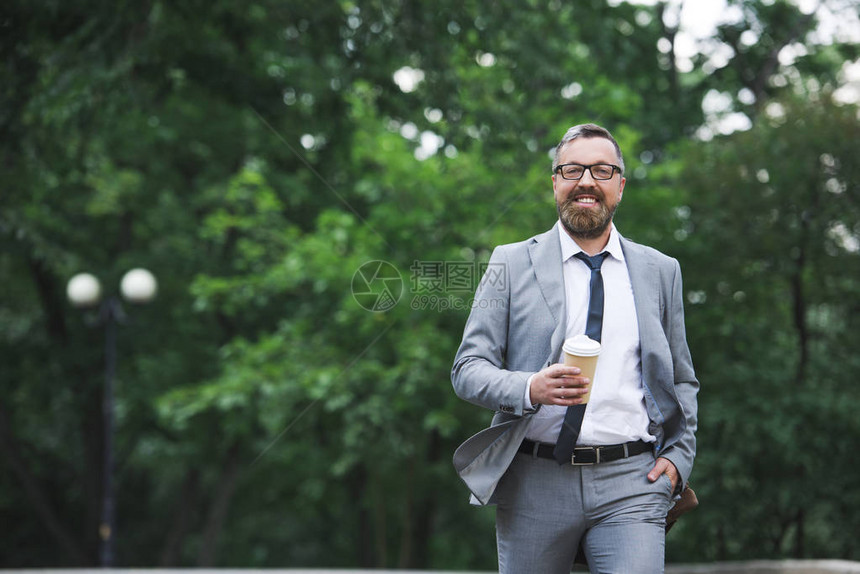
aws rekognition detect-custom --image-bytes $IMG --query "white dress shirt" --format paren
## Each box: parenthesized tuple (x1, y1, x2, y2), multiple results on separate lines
(524, 223, 656, 446)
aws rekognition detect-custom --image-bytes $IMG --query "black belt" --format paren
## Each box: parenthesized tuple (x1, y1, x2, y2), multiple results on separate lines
(518, 439, 652, 465)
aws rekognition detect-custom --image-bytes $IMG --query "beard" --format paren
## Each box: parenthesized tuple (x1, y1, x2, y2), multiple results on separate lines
(557, 193, 617, 239)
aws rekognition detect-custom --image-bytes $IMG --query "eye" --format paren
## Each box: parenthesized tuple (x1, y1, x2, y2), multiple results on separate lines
(592, 165, 614, 179)
(563, 165, 584, 178)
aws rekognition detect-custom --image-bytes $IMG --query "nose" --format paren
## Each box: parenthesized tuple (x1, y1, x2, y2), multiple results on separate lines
(578, 168, 597, 185)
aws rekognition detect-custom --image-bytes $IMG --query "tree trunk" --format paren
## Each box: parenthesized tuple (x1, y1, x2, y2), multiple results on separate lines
(196, 443, 241, 566)
(350, 466, 373, 567)
(373, 473, 387, 567)
(791, 246, 809, 386)
(788, 200, 813, 558)
(160, 468, 200, 566)
(397, 460, 415, 569)
(795, 508, 805, 558)
(407, 429, 441, 568)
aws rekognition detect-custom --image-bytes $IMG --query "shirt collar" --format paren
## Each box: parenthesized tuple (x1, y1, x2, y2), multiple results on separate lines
(557, 221, 625, 263)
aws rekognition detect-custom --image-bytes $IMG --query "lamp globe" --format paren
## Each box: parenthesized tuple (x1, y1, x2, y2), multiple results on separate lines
(120, 268, 158, 304)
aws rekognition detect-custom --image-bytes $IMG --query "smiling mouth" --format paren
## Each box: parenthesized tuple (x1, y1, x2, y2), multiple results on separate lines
(573, 195, 599, 206)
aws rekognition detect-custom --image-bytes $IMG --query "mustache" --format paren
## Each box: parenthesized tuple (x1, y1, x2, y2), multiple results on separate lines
(562, 190, 605, 207)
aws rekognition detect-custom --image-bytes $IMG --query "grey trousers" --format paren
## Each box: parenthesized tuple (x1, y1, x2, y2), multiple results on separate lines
(494, 448, 674, 574)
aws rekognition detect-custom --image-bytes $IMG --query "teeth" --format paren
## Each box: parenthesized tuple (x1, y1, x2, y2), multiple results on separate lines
(576, 197, 596, 204)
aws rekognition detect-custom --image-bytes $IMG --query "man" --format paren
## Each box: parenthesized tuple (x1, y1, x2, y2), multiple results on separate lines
(451, 123, 698, 573)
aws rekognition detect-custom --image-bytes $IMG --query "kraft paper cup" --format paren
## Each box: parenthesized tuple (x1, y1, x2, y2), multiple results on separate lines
(562, 335, 601, 404)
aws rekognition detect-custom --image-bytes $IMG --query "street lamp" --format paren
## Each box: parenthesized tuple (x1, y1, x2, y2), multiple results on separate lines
(67, 268, 157, 567)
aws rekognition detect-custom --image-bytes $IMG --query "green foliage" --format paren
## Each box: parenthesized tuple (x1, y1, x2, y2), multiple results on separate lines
(1, 0, 858, 568)
(667, 93, 860, 561)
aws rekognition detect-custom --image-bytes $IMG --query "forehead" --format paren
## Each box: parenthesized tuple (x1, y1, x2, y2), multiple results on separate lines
(558, 137, 618, 164)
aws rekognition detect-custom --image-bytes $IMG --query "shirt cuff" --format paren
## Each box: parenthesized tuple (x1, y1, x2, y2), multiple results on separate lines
(524, 373, 537, 411)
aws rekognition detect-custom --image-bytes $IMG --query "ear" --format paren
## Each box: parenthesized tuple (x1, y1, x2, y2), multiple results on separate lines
(618, 176, 626, 201)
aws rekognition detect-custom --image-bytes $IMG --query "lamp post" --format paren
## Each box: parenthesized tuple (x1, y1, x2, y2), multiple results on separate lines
(67, 268, 157, 567)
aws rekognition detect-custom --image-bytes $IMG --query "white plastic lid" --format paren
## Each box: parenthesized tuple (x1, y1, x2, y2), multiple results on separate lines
(562, 334, 601, 356)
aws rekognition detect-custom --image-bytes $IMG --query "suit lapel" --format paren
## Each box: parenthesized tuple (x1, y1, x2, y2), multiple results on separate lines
(620, 236, 664, 401)
(620, 237, 659, 322)
(621, 237, 662, 340)
(528, 223, 567, 363)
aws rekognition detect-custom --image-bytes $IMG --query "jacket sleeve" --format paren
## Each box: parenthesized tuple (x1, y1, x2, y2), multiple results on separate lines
(451, 246, 534, 416)
(657, 258, 699, 490)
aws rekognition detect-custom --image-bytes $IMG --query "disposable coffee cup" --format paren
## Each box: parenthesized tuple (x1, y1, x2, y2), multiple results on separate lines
(562, 335, 601, 404)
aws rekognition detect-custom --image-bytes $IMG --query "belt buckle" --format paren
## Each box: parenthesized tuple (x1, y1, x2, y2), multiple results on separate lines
(571, 447, 598, 466)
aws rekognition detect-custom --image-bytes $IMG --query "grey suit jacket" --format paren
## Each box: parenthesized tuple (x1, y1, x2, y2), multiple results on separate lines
(451, 223, 699, 505)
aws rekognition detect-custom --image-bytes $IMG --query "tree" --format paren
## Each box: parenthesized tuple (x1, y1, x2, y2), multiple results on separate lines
(667, 92, 860, 560)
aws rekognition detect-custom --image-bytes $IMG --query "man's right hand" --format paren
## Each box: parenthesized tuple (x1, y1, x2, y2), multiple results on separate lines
(529, 364, 591, 407)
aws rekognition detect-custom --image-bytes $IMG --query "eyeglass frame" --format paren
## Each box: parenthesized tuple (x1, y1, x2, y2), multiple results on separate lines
(554, 163, 623, 181)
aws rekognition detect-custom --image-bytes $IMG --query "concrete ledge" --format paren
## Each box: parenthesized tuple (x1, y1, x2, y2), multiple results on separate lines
(4, 564, 860, 574)
(0, 571, 480, 574)
(667, 561, 860, 574)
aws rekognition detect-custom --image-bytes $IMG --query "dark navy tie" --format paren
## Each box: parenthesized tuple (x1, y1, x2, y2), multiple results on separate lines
(553, 251, 609, 465)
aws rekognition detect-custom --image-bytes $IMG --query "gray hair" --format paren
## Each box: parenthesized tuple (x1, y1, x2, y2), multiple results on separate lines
(551, 123, 625, 175)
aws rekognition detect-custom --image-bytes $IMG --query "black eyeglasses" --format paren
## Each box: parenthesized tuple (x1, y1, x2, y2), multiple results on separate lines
(555, 163, 622, 181)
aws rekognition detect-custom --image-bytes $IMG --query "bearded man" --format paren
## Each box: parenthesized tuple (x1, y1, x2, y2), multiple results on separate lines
(452, 123, 699, 573)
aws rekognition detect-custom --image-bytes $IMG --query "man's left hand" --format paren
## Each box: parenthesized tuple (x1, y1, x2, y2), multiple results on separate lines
(647, 457, 679, 493)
